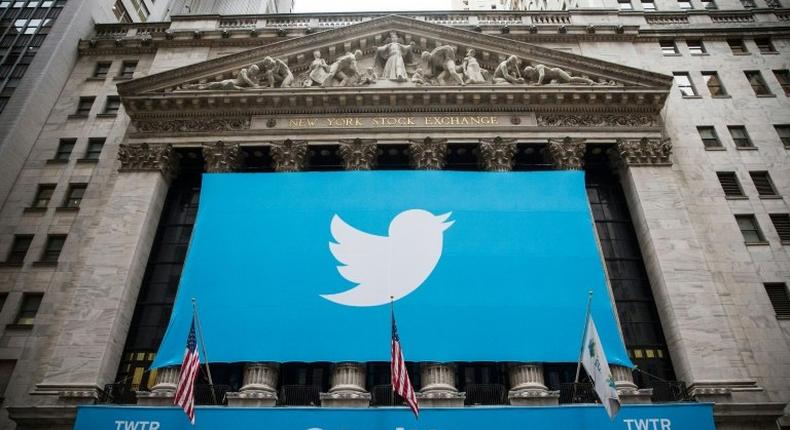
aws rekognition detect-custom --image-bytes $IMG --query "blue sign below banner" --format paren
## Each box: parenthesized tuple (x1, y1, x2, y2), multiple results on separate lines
(74, 404, 715, 430)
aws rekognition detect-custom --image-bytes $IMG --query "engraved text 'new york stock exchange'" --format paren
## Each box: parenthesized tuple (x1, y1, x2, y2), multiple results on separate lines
(287, 115, 501, 129)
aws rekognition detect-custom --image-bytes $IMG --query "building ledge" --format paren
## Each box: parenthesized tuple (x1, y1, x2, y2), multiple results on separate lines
(45, 159, 69, 165)
(55, 207, 80, 213)
(76, 158, 99, 164)
(23, 207, 47, 214)
(67, 114, 89, 119)
(5, 323, 34, 330)
(0, 261, 23, 268)
(744, 241, 769, 246)
(31, 261, 58, 267)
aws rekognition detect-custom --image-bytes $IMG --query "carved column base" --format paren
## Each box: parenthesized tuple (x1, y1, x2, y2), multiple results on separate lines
(319, 391, 372, 408)
(416, 389, 466, 407)
(508, 388, 560, 406)
(507, 364, 559, 406)
(227, 362, 279, 407)
(418, 363, 465, 407)
(135, 390, 175, 406)
(226, 390, 278, 407)
(320, 362, 370, 408)
(611, 365, 652, 404)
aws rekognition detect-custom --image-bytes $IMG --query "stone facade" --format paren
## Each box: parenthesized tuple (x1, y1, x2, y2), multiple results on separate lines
(0, 6, 788, 430)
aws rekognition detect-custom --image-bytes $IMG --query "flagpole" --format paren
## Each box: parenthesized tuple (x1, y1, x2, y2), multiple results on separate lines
(574, 290, 593, 383)
(192, 298, 217, 405)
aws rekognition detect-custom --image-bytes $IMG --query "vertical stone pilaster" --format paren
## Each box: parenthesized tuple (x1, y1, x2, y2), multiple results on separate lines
(507, 364, 559, 406)
(546, 137, 585, 170)
(320, 362, 371, 407)
(408, 137, 448, 170)
(202, 140, 243, 172)
(226, 362, 279, 407)
(338, 139, 377, 170)
(479, 137, 517, 171)
(137, 367, 179, 406)
(417, 363, 465, 407)
(270, 139, 308, 172)
(611, 365, 652, 404)
(33, 143, 177, 404)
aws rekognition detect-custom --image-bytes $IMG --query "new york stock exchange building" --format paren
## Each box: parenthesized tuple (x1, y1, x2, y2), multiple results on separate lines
(1, 5, 790, 430)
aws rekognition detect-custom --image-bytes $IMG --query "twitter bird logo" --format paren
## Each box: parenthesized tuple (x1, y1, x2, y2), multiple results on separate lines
(322, 209, 454, 307)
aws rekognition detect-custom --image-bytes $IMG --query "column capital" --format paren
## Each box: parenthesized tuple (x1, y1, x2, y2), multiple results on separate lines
(546, 137, 585, 170)
(118, 142, 178, 179)
(479, 137, 517, 172)
(408, 137, 448, 170)
(270, 139, 308, 172)
(613, 138, 672, 167)
(202, 140, 243, 173)
(338, 139, 377, 170)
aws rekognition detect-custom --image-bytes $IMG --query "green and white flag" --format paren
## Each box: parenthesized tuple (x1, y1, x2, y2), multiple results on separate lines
(581, 315, 621, 419)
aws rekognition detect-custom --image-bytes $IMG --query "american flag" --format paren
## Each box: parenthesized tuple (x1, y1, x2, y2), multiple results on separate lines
(174, 318, 200, 424)
(391, 310, 419, 418)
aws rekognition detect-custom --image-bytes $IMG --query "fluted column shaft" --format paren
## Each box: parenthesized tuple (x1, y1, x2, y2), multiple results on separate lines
(227, 362, 279, 407)
(611, 364, 653, 404)
(507, 363, 559, 406)
(417, 363, 465, 407)
(151, 366, 180, 392)
(320, 362, 370, 407)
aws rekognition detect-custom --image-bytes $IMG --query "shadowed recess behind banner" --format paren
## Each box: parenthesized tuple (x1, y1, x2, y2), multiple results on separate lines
(152, 171, 632, 368)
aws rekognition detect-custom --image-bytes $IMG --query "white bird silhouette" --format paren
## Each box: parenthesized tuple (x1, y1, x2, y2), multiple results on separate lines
(322, 209, 454, 307)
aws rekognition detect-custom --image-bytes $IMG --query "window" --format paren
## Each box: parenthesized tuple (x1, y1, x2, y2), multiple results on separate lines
(63, 184, 86, 208)
(5, 235, 32, 264)
(677, 0, 693, 8)
(773, 70, 790, 96)
(750, 171, 778, 197)
(769, 214, 790, 242)
(687, 40, 706, 55)
(93, 62, 111, 78)
(728, 126, 753, 148)
(74, 96, 94, 116)
(102, 96, 121, 115)
(673, 72, 697, 96)
(717, 172, 744, 198)
(698, 126, 721, 148)
(14, 293, 42, 325)
(84, 137, 105, 160)
(130, 0, 149, 21)
(728, 39, 748, 54)
(700, 0, 717, 8)
(775, 125, 790, 147)
(618, 0, 633, 9)
(755, 38, 776, 54)
(735, 215, 765, 243)
(745, 71, 772, 96)
(702, 72, 726, 96)
(118, 61, 137, 79)
(764, 283, 790, 319)
(31, 184, 55, 208)
(641, 0, 656, 10)
(54, 138, 75, 160)
(740, 0, 756, 7)
(39, 234, 65, 263)
(112, 0, 131, 23)
(660, 40, 679, 55)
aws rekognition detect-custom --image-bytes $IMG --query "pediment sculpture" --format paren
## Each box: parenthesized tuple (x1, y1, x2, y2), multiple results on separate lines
(177, 33, 619, 91)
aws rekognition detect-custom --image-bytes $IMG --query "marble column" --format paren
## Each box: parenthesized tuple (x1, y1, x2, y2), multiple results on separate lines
(320, 362, 371, 407)
(226, 363, 279, 407)
(32, 143, 177, 406)
(408, 137, 448, 170)
(611, 365, 653, 404)
(417, 363, 465, 407)
(507, 364, 559, 406)
(270, 139, 308, 172)
(338, 139, 377, 170)
(479, 137, 517, 172)
(136, 367, 179, 406)
(202, 140, 243, 172)
(546, 137, 585, 170)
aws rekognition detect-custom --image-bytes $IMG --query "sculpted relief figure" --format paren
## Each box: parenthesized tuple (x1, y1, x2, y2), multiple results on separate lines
(304, 50, 330, 87)
(375, 32, 417, 82)
(493, 55, 524, 85)
(182, 64, 262, 90)
(420, 45, 464, 86)
(522, 63, 595, 85)
(322, 50, 363, 87)
(461, 48, 488, 84)
(259, 56, 294, 88)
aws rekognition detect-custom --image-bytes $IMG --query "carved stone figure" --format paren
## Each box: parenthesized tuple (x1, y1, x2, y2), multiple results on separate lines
(493, 56, 524, 84)
(461, 49, 487, 84)
(305, 50, 330, 87)
(420, 45, 464, 86)
(374, 32, 416, 82)
(322, 50, 363, 87)
(258, 56, 294, 88)
(411, 67, 428, 85)
(183, 64, 262, 90)
(356, 67, 377, 86)
(522, 63, 595, 85)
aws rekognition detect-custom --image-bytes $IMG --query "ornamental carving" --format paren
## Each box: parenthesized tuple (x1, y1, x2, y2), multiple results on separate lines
(547, 137, 586, 170)
(338, 139, 377, 170)
(270, 139, 308, 172)
(202, 141, 243, 173)
(134, 118, 251, 133)
(479, 137, 517, 172)
(408, 137, 448, 170)
(118, 143, 178, 178)
(614, 138, 672, 166)
(537, 114, 658, 128)
(180, 56, 294, 90)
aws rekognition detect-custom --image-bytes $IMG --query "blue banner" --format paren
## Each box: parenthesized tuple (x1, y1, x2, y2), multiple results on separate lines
(74, 404, 715, 430)
(152, 171, 631, 367)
